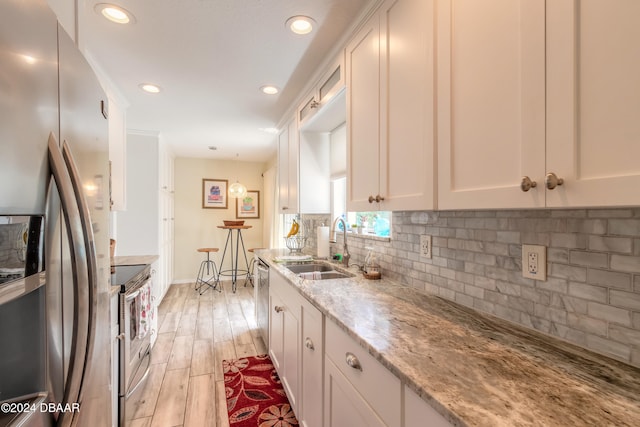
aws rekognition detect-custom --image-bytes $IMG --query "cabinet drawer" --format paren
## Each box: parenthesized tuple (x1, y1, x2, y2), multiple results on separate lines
(325, 319, 401, 427)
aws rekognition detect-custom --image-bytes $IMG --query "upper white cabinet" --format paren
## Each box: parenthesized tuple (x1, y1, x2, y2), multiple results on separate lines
(438, 0, 640, 209)
(298, 56, 345, 128)
(108, 97, 127, 211)
(278, 118, 299, 214)
(546, 0, 640, 207)
(437, 0, 546, 209)
(346, 0, 436, 212)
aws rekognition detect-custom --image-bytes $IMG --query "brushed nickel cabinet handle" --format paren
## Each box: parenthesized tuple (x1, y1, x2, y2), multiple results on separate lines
(345, 352, 362, 371)
(545, 173, 564, 190)
(274, 306, 284, 313)
(520, 176, 537, 192)
(305, 337, 314, 350)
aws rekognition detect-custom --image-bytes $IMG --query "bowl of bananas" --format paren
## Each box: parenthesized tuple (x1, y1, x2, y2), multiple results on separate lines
(284, 219, 306, 252)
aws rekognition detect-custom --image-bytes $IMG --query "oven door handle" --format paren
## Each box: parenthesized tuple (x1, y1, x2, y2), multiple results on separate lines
(125, 289, 142, 302)
(126, 347, 151, 399)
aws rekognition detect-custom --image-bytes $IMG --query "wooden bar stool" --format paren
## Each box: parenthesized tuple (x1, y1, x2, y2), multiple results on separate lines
(196, 247, 221, 294)
(244, 248, 264, 287)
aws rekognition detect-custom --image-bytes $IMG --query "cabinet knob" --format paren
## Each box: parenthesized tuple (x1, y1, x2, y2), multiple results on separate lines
(310, 100, 320, 109)
(274, 306, 284, 313)
(545, 173, 564, 190)
(305, 337, 315, 350)
(520, 176, 537, 192)
(375, 195, 385, 203)
(368, 195, 375, 204)
(368, 195, 385, 203)
(345, 352, 362, 371)
(282, 207, 289, 211)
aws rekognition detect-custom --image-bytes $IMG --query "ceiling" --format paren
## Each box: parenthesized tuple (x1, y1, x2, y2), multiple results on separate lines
(79, 0, 373, 162)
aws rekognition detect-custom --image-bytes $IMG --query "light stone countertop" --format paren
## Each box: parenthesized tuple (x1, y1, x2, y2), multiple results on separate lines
(257, 249, 640, 427)
(112, 255, 159, 266)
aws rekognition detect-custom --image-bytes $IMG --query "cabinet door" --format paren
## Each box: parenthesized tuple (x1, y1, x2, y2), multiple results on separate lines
(324, 357, 386, 427)
(546, 0, 640, 207)
(282, 307, 300, 413)
(277, 123, 291, 213)
(380, 0, 436, 211)
(269, 291, 285, 372)
(437, 0, 546, 209)
(300, 300, 323, 427)
(346, 16, 381, 211)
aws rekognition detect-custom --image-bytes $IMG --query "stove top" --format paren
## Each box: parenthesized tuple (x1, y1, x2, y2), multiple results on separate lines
(111, 264, 149, 289)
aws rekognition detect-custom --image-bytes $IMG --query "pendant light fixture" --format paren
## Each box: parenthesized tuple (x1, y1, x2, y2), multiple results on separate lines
(228, 153, 248, 198)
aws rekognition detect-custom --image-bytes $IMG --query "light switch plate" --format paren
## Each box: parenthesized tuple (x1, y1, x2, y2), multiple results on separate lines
(522, 244, 546, 281)
(420, 235, 432, 259)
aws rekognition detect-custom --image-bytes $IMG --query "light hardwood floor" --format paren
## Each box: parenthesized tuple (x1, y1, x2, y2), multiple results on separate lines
(126, 281, 267, 427)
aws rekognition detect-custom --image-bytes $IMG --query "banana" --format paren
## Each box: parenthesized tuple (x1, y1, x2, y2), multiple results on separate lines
(286, 220, 299, 238)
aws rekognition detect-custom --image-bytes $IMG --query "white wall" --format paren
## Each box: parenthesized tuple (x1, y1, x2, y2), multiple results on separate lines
(173, 157, 267, 282)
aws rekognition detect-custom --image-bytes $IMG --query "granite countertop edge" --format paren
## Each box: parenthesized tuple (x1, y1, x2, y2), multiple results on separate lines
(256, 249, 640, 427)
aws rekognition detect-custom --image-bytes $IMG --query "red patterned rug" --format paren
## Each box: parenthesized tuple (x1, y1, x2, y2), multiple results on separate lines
(223, 354, 299, 426)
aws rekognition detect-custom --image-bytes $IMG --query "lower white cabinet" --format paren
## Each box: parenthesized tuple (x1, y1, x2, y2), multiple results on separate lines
(404, 385, 452, 427)
(269, 271, 451, 427)
(269, 270, 302, 413)
(324, 319, 401, 427)
(324, 357, 386, 427)
(300, 298, 324, 427)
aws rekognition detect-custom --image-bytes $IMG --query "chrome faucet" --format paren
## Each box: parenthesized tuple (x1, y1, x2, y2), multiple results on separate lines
(330, 217, 350, 267)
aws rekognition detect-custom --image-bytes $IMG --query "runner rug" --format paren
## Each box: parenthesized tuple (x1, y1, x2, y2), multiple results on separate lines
(223, 354, 299, 426)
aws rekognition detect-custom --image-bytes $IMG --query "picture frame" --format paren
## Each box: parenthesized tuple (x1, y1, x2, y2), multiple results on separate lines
(202, 178, 228, 209)
(236, 190, 260, 219)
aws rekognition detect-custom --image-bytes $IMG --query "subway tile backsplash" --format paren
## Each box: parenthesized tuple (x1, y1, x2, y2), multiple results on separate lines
(302, 209, 640, 368)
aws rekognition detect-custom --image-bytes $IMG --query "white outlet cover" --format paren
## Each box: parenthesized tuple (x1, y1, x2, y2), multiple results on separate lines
(420, 235, 432, 259)
(522, 244, 546, 281)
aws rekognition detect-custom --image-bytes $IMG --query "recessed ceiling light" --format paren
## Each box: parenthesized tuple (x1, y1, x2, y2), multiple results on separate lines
(94, 3, 136, 24)
(139, 83, 161, 94)
(260, 85, 279, 95)
(286, 16, 316, 35)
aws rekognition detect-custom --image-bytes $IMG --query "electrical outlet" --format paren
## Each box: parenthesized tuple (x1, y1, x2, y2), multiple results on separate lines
(522, 244, 546, 281)
(420, 235, 432, 259)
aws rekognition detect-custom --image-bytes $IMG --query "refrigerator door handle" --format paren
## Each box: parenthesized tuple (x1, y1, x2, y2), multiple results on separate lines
(47, 133, 91, 427)
(62, 139, 98, 365)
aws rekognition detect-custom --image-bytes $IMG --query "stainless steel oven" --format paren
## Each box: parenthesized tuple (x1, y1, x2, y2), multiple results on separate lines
(255, 257, 269, 347)
(114, 264, 152, 426)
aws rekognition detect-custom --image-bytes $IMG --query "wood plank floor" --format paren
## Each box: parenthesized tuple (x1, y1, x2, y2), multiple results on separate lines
(126, 281, 266, 427)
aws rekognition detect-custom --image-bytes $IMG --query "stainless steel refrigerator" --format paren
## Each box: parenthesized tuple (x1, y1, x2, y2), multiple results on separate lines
(0, 1, 112, 426)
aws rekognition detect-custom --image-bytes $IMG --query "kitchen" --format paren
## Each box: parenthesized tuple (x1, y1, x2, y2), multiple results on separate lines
(1, 0, 640, 427)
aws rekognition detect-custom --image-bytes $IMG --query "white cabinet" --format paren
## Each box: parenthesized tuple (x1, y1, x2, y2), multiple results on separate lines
(404, 385, 452, 427)
(546, 0, 640, 207)
(278, 118, 299, 214)
(298, 56, 345, 128)
(149, 261, 160, 347)
(437, 0, 640, 209)
(346, 0, 435, 212)
(269, 270, 302, 413)
(437, 0, 545, 210)
(300, 298, 324, 427)
(324, 358, 386, 427)
(324, 319, 401, 427)
(108, 96, 127, 211)
(159, 148, 174, 300)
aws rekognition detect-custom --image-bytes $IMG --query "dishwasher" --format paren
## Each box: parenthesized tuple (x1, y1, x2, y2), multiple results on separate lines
(255, 257, 270, 347)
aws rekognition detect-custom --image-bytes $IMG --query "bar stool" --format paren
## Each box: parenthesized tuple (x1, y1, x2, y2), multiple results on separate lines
(196, 247, 221, 294)
(244, 248, 264, 287)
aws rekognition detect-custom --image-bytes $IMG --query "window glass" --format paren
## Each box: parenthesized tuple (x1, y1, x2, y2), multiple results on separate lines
(331, 177, 391, 237)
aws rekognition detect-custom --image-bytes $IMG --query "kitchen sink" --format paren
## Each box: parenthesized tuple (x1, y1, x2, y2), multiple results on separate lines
(283, 263, 354, 280)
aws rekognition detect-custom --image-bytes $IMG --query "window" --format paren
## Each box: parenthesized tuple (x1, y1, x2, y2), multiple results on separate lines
(331, 177, 391, 237)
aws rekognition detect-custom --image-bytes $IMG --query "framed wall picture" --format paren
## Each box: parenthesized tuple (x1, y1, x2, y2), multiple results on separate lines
(236, 190, 260, 219)
(202, 178, 228, 209)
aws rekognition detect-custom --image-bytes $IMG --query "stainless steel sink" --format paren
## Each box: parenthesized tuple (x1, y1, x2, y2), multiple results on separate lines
(283, 263, 354, 280)
(285, 263, 335, 274)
